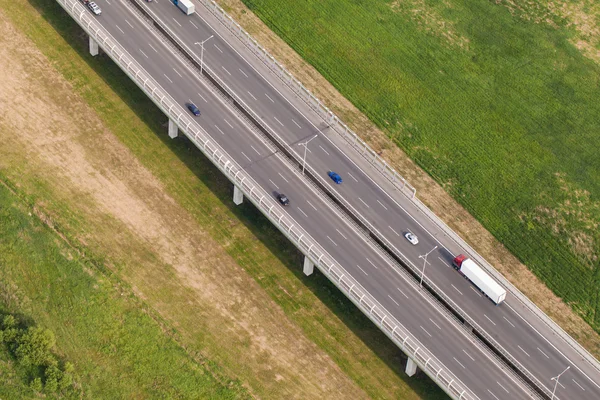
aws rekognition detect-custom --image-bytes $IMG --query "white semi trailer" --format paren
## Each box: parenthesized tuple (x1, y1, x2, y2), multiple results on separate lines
(172, 0, 195, 15)
(453, 255, 507, 305)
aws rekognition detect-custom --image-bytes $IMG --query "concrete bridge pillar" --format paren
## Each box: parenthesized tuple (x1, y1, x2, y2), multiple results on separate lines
(405, 357, 418, 377)
(89, 36, 99, 57)
(168, 119, 178, 139)
(303, 256, 314, 276)
(233, 185, 243, 205)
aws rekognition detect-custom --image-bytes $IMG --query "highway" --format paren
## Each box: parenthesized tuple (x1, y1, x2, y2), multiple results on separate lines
(64, 0, 600, 398)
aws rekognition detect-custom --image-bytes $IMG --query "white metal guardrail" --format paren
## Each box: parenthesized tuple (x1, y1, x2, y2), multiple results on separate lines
(56, 0, 479, 398)
(198, 0, 600, 376)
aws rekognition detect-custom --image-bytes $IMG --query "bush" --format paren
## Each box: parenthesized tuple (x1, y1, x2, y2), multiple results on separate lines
(15, 326, 55, 367)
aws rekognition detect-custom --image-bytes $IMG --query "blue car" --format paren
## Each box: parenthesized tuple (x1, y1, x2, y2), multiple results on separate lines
(186, 102, 200, 116)
(328, 171, 342, 184)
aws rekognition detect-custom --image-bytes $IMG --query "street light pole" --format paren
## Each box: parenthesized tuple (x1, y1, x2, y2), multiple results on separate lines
(298, 135, 318, 175)
(551, 365, 570, 400)
(194, 35, 214, 76)
(418, 245, 438, 288)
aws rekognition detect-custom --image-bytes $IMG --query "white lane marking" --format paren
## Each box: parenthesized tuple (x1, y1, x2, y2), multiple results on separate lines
(268, 179, 279, 189)
(462, 349, 475, 361)
(397, 287, 409, 299)
(250, 145, 261, 155)
(517, 345, 531, 357)
(502, 316, 515, 328)
(139, 49, 149, 58)
(429, 318, 442, 330)
(104, 0, 110, 4)
(319, 145, 329, 155)
(224, 119, 233, 128)
(453, 357, 466, 369)
(388, 295, 399, 306)
(451, 284, 463, 295)
(388, 226, 400, 236)
(537, 347, 550, 359)
(358, 197, 370, 208)
(326, 236, 338, 247)
(497, 382, 510, 394)
(247, 91, 257, 100)
(347, 172, 359, 182)
(239, 68, 248, 78)
(365, 258, 378, 269)
(172, 18, 182, 27)
(125, 19, 134, 29)
(505, 302, 600, 391)
(265, 93, 275, 103)
(376, 199, 388, 210)
(437, 257, 447, 265)
(487, 390, 500, 400)
(163, 74, 173, 83)
(306, 200, 317, 211)
(222, 66, 232, 75)
(572, 379, 585, 391)
(241, 152, 251, 162)
(173, 68, 182, 78)
(484, 314, 496, 326)
(277, 172, 289, 183)
(214, 125, 225, 135)
(197, 92, 208, 103)
(148, 43, 158, 53)
(297, 207, 308, 218)
(116, 25, 125, 34)
(214, 44, 223, 53)
(336, 229, 348, 240)
(190, 21, 199, 29)
(292, 119, 302, 129)
(469, 286, 482, 297)
(274, 117, 285, 127)
(420, 326, 432, 338)
(356, 265, 368, 276)
(557, 380, 565, 389)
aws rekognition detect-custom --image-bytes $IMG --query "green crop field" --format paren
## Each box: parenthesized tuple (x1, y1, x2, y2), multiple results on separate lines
(241, 0, 600, 331)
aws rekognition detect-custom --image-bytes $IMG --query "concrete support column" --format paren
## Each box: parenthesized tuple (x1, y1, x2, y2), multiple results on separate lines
(168, 119, 178, 139)
(89, 36, 99, 57)
(303, 256, 314, 276)
(233, 185, 243, 205)
(405, 357, 418, 377)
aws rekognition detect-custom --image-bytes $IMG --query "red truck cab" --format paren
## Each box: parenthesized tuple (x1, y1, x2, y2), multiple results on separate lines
(453, 254, 467, 269)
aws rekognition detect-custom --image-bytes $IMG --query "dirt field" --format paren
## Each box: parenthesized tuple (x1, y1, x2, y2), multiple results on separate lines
(217, 0, 600, 357)
(0, 9, 375, 399)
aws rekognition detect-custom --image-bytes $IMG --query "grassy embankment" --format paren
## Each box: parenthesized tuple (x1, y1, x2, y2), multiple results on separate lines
(240, 0, 600, 331)
(0, 0, 446, 398)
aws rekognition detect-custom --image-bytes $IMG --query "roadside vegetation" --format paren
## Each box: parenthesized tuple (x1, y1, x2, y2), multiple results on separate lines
(240, 0, 600, 332)
(0, 0, 446, 398)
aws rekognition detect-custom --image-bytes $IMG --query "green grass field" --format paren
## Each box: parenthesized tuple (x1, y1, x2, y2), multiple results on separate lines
(241, 0, 600, 331)
(0, 182, 249, 399)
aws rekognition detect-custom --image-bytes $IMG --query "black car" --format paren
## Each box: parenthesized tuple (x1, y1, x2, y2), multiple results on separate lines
(277, 193, 290, 206)
(186, 102, 200, 116)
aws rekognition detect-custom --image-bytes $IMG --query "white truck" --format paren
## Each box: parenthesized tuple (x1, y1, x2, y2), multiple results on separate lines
(172, 0, 195, 15)
(453, 255, 507, 305)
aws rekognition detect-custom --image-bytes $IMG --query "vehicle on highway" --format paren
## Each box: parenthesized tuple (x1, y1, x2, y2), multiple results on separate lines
(453, 254, 507, 305)
(328, 171, 342, 184)
(186, 102, 200, 116)
(277, 193, 290, 206)
(87, 1, 101, 15)
(404, 232, 418, 245)
(172, 0, 195, 15)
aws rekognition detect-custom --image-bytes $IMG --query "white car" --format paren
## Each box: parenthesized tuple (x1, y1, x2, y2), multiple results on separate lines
(87, 1, 101, 15)
(404, 232, 419, 245)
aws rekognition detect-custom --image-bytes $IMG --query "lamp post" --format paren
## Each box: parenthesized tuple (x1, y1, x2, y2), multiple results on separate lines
(418, 245, 438, 288)
(551, 365, 570, 400)
(298, 135, 318, 175)
(194, 35, 214, 76)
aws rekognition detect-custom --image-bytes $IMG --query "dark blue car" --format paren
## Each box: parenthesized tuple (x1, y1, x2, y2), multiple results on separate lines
(186, 102, 200, 116)
(328, 171, 342, 184)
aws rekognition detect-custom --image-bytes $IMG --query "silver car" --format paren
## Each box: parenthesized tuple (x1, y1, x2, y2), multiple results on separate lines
(88, 1, 101, 15)
(404, 232, 419, 245)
